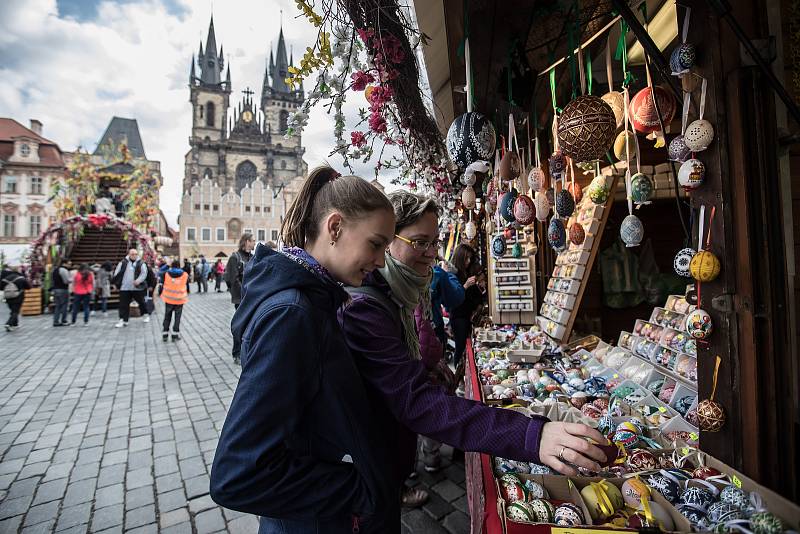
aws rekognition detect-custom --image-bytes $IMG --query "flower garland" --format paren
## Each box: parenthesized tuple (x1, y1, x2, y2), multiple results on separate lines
(52, 150, 99, 220)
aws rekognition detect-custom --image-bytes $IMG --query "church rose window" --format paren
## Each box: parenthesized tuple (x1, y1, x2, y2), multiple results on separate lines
(235, 160, 257, 193)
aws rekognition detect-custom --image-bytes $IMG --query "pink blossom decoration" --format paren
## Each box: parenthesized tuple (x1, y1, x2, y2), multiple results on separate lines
(368, 112, 387, 133)
(350, 71, 375, 91)
(350, 131, 367, 147)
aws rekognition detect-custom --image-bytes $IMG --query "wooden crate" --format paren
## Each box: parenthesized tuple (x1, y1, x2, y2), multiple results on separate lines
(21, 287, 42, 316)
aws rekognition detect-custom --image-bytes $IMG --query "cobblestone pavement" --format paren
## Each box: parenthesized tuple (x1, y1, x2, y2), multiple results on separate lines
(0, 291, 468, 533)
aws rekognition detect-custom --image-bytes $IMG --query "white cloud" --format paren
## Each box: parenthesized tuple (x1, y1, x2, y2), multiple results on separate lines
(0, 0, 401, 229)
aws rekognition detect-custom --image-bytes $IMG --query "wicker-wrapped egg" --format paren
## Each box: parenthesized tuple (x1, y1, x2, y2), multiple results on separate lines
(548, 218, 567, 251)
(549, 150, 566, 179)
(499, 189, 518, 223)
(669, 135, 692, 162)
(631, 173, 654, 204)
(491, 235, 507, 258)
(674, 247, 697, 277)
(534, 191, 550, 222)
(569, 223, 586, 246)
(678, 158, 706, 190)
(461, 185, 476, 210)
(555, 189, 575, 218)
(499, 151, 522, 181)
(690, 249, 721, 282)
(602, 91, 626, 127)
(621, 214, 644, 247)
(446, 112, 496, 170)
(614, 130, 638, 162)
(670, 43, 696, 74)
(567, 181, 583, 203)
(554, 502, 586, 526)
(685, 119, 715, 152)
(630, 86, 677, 133)
(557, 95, 617, 162)
(513, 194, 536, 225)
(528, 166, 546, 192)
(696, 398, 726, 432)
(686, 308, 713, 339)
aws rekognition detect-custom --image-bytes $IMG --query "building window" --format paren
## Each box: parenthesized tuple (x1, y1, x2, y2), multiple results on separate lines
(199, 105, 204, 118)
(213, 204, 219, 212)
(216, 227, 225, 241)
(194, 203, 200, 211)
(265, 206, 271, 214)
(257, 229, 266, 242)
(235, 160, 257, 193)
(206, 102, 215, 127)
(29, 215, 41, 236)
(30, 176, 43, 194)
(255, 206, 260, 213)
(245, 206, 251, 213)
(279, 110, 289, 133)
(2, 215, 15, 237)
(4, 176, 17, 194)
(203, 168, 213, 179)
(20, 144, 30, 157)
(203, 204, 210, 211)
(281, 160, 287, 169)
(271, 229, 279, 242)
(201, 227, 211, 241)
(186, 227, 196, 241)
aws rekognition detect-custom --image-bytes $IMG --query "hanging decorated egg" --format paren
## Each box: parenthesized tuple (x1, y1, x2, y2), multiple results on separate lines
(464, 220, 477, 240)
(613, 130, 638, 162)
(491, 235, 507, 258)
(548, 150, 566, 179)
(461, 185, 476, 210)
(511, 242, 523, 258)
(621, 214, 644, 247)
(678, 158, 706, 191)
(446, 112, 497, 170)
(588, 177, 610, 205)
(548, 218, 567, 251)
(602, 91, 626, 127)
(621, 478, 651, 507)
(686, 308, 713, 339)
(569, 223, 586, 246)
(567, 181, 583, 204)
(499, 189, 518, 223)
(690, 249, 721, 282)
(513, 195, 536, 225)
(674, 247, 697, 277)
(545, 187, 555, 208)
(554, 503, 585, 526)
(630, 173, 654, 204)
(669, 135, 692, 162)
(684, 119, 715, 152)
(696, 398, 726, 432)
(528, 166, 546, 192)
(555, 189, 575, 218)
(534, 191, 550, 222)
(629, 86, 677, 133)
(499, 151, 522, 181)
(504, 227, 515, 240)
(557, 95, 617, 162)
(670, 43, 697, 74)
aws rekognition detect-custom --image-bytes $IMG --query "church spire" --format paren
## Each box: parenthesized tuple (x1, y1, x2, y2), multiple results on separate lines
(225, 64, 231, 87)
(272, 26, 290, 93)
(190, 54, 196, 84)
(198, 15, 224, 86)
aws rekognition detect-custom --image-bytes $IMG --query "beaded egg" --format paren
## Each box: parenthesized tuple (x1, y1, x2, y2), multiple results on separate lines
(528, 166, 546, 192)
(680, 486, 716, 510)
(678, 158, 706, 191)
(674, 247, 697, 277)
(622, 478, 651, 507)
(750, 511, 784, 534)
(696, 398, 726, 432)
(690, 249, 721, 282)
(557, 95, 617, 162)
(686, 308, 713, 339)
(513, 194, 536, 225)
(685, 119, 715, 152)
(630, 86, 677, 133)
(670, 42, 696, 73)
(548, 218, 567, 251)
(464, 220, 477, 240)
(549, 150, 566, 179)
(569, 223, 586, 246)
(511, 242, 523, 258)
(627, 449, 658, 471)
(528, 499, 555, 523)
(645, 473, 682, 503)
(708, 501, 745, 524)
(630, 173, 654, 204)
(446, 112, 497, 170)
(500, 151, 522, 181)
(555, 189, 576, 218)
(613, 130, 638, 162)
(554, 503, 585, 526)
(499, 190, 518, 223)
(668, 135, 692, 162)
(491, 235, 507, 258)
(602, 91, 626, 127)
(534, 191, 550, 221)
(621, 214, 644, 247)
(720, 486, 750, 509)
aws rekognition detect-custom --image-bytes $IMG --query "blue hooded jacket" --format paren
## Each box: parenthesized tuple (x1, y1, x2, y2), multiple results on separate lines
(430, 265, 465, 332)
(209, 247, 396, 533)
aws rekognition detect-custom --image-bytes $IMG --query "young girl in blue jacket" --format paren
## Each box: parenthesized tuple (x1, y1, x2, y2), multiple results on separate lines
(210, 166, 398, 533)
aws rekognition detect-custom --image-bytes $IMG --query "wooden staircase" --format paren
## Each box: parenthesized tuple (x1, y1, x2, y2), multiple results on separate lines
(66, 226, 132, 309)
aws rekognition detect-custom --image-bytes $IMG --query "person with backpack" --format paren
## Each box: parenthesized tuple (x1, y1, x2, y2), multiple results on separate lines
(160, 259, 188, 341)
(224, 233, 255, 365)
(71, 263, 95, 326)
(112, 248, 151, 328)
(2, 265, 30, 332)
(195, 256, 210, 293)
(50, 259, 71, 326)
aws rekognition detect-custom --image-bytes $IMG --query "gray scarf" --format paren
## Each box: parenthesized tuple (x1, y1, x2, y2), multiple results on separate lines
(378, 253, 432, 360)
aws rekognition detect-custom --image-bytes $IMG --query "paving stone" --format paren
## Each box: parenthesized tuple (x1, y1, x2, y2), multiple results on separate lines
(32, 477, 69, 505)
(154, 455, 179, 476)
(442, 511, 470, 534)
(160, 522, 193, 534)
(97, 464, 126, 488)
(62, 478, 97, 507)
(126, 523, 157, 534)
(0, 514, 24, 533)
(23, 500, 60, 526)
(451, 495, 469, 515)
(0, 494, 33, 520)
(21, 519, 56, 534)
(94, 483, 124, 508)
(184, 474, 210, 499)
(55, 502, 92, 531)
(124, 504, 155, 529)
(228, 515, 260, 534)
(125, 486, 154, 511)
(3, 442, 35, 460)
(179, 457, 207, 479)
(69, 461, 100, 482)
(0, 458, 25, 475)
(157, 488, 186, 512)
(8, 476, 40, 499)
(156, 473, 183, 493)
(18, 461, 50, 479)
(401, 509, 448, 534)
(126, 467, 153, 489)
(431, 479, 466, 503)
(443, 464, 466, 484)
(90, 503, 124, 532)
(127, 450, 153, 470)
(423, 491, 456, 520)
(159, 507, 190, 529)
(187, 493, 215, 513)
(194, 508, 226, 534)
(44, 462, 75, 482)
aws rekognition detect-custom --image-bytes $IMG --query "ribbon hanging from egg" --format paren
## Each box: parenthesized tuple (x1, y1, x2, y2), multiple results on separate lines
(669, 91, 693, 163)
(696, 356, 726, 432)
(684, 78, 715, 152)
(670, 7, 696, 76)
(621, 86, 643, 247)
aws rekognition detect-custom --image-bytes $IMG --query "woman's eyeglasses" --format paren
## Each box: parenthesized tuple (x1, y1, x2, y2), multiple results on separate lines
(394, 234, 441, 251)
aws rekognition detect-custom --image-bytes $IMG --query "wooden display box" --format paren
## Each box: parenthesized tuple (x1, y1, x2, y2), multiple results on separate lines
(21, 287, 42, 316)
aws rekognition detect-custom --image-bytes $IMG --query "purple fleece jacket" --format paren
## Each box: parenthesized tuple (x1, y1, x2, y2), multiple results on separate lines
(338, 272, 548, 485)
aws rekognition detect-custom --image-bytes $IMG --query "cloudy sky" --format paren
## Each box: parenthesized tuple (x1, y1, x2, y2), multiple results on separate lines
(0, 0, 407, 227)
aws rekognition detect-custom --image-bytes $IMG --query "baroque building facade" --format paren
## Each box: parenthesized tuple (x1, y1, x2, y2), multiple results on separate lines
(179, 17, 307, 259)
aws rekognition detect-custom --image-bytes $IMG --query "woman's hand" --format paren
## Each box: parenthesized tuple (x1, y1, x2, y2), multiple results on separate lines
(464, 276, 477, 289)
(538, 422, 609, 476)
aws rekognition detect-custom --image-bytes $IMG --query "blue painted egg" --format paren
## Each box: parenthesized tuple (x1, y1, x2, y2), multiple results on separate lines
(669, 135, 692, 162)
(720, 486, 750, 510)
(680, 486, 716, 510)
(631, 173, 654, 204)
(549, 150, 566, 179)
(491, 235, 507, 258)
(555, 189, 575, 218)
(548, 218, 567, 251)
(708, 501, 745, 524)
(446, 112, 496, 170)
(499, 189, 518, 223)
(670, 43, 696, 73)
(620, 214, 644, 247)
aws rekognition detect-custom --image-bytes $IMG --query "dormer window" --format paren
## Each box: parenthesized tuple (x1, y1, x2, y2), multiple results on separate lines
(20, 144, 30, 157)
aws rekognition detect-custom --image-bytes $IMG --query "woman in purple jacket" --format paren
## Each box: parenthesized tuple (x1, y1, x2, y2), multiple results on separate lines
(339, 191, 608, 516)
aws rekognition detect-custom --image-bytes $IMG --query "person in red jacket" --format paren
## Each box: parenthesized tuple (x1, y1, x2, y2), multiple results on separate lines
(71, 264, 95, 326)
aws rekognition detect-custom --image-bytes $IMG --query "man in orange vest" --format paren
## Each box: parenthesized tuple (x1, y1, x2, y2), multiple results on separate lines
(160, 259, 188, 341)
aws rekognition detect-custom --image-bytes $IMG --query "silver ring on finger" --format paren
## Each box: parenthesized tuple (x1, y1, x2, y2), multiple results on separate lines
(558, 446, 566, 462)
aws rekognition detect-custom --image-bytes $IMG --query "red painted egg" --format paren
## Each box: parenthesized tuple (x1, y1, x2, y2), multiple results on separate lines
(629, 86, 677, 133)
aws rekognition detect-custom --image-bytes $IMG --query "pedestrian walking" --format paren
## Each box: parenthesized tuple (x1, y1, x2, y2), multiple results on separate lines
(2, 265, 30, 332)
(94, 262, 112, 316)
(112, 248, 151, 327)
(195, 256, 210, 293)
(71, 263, 94, 326)
(224, 233, 255, 364)
(50, 259, 71, 326)
(160, 260, 188, 341)
(182, 258, 192, 293)
(213, 259, 225, 292)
